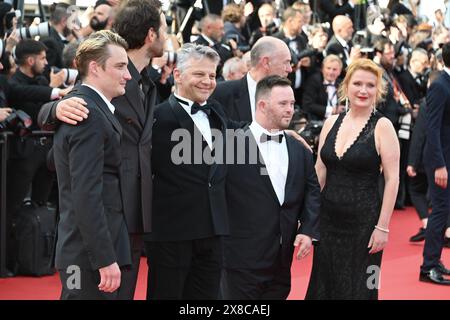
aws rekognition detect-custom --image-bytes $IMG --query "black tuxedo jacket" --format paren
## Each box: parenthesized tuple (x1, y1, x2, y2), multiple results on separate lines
(408, 101, 427, 172)
(144, 94, 230, 241)
(211, 76, 252, 122)
(302, 72, 341, 121)
(397, 69, 425, 106)
(424, 71, 450, 171)
(325, 35, 351, 71)
(273, 30, 309, 98)
(53, 85, 131, 270)
(38, 60, 155, 233)
(224, 127, 320, 269)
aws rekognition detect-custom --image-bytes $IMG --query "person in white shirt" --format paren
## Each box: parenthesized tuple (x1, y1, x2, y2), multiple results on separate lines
(222, 75, 320, 300)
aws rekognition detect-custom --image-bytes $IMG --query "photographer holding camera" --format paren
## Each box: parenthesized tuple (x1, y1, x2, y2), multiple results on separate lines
(248, 3, 279, 48)
(274, 7, 310, 103)
(6, 39, 72, 234)
(40, 2, 73, 70)
(222, 4, 249, 54)
(194, 14, 236, 77)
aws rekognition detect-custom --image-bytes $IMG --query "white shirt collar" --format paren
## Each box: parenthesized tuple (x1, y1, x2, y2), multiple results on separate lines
(81, 83, 115, 114)
(201, 34, 215, 46)
(174, 93, 207, 107)
(444, 67, 450, 78)
(335, 35, 349, 48)
(247, 73, 258, 120)
(249, 120, 284, 141)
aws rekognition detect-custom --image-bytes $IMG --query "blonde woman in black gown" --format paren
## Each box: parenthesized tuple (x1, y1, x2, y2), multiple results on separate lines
(306, 59, 400, 300)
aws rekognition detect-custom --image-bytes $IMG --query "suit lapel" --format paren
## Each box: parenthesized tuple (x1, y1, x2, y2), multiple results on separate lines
(208, 101, 227, 180)
(124, 61, 146, 126)
(78, 85, 122, 136)
(168, 94, 196, 135)
(236, 77, 252, 121)
(283, 134, 300, 204)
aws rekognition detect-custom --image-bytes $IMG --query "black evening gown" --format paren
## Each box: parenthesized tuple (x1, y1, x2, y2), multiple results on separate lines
(306, 111, 384, 300)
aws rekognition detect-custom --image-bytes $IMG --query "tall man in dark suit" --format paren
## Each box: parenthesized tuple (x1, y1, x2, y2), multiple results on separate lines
(195, 14, 234, 77)
(40, 2, 71, 70)
(397, 48, 429, 107)
(53, 30, 132, 299)
(419, 42, 450, 285)
(325, 15, 359, 75)
(144, 43, 229, 300)
(38, 0, 167, 299)
(211, 36, 293, 122)
(222, 75, 320, 299)
(273, 7, 309, 103)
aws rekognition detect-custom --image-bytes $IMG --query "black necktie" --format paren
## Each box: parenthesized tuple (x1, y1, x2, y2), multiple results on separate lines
(260, 133, 284, 143)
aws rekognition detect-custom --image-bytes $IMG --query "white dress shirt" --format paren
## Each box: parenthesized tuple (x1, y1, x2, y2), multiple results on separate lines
(323, 80, 338, 118)
(246, 73, 258, 120)
(249, 121, 289, 205)
(335, 34, 351, 65)
(81, 83, 115, 114)
(174, 93, 213, 149)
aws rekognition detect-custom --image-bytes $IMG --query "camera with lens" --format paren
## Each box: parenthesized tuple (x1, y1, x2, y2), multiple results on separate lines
(265, 22, 279, 35)
(18, 21, 50, 39)
(299, 120, 324, 154)
(52, 67, 79, 86)
(226, 34, 250, 53)
(0, 109, 33, 137)
(5, 9, 21, 23)
(164, 51, 177, 66)
(353, 30, 375, 56)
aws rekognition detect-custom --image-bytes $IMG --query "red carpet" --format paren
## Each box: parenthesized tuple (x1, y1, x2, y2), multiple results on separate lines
(0, 207, 449, 300)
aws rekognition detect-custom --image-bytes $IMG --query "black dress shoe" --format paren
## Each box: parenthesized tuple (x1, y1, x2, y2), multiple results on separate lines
(410, 228, 426, 242)
(420, 268, 450, 285)
(437, 262, 450, 275)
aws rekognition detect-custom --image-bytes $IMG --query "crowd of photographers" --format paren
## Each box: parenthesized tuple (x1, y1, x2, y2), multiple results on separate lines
(1, 0, 450, 276)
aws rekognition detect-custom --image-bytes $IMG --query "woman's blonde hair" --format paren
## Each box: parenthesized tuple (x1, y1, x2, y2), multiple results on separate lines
(338, 58, 386, 105)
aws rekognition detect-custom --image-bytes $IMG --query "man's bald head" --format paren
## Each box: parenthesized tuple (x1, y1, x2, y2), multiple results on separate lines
(332, 15, 354, 42)
(250, 36, 292, 78)
(250, 36, 289, 67)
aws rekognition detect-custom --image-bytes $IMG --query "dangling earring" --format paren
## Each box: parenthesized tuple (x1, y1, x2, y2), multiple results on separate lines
(345, 97, 349, 114)
(372, 104, 376, 115)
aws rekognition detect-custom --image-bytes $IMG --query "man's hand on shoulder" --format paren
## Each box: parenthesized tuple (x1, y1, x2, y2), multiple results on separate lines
(285, 129, 313, 153)
(56, 97, 89, 125)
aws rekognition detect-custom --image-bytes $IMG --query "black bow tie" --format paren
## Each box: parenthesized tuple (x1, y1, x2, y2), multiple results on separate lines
(175, 96, 212, 116)
(324, 82, 335, 87)
(191, 102, 212, 116)
(260, 133, 284, 143)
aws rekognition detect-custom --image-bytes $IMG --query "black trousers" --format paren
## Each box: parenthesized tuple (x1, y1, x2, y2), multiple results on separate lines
(421, 166, 450, 272)
(59, 268, 118, 300)
(396, 139, 410, 207)
(408, 172, 429, 220)
(116, 233, 143, 300)
(145, 236, 223, 300)
(221, 255, 291, 300)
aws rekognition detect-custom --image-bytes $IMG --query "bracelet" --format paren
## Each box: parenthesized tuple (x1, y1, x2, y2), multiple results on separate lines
(374, 225, 389, 233)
